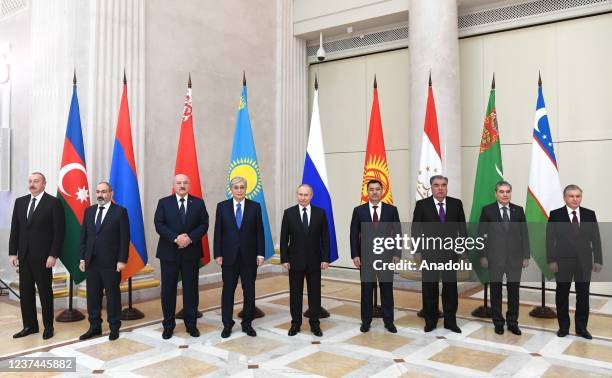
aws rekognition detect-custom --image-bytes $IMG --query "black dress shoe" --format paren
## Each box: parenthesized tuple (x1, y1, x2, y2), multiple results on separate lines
(109, 330, 119, 341)
(576, 329, 593, 340)
(311, 325, 323, 337)
(494, 326, 504, 335)
(79, 328, 102, 340)
(557, 329, 569, 337)
(288, 325, 300, 336)
(42, 328, 54, 340)
(508, 325, 522, 336)
(242, 325, 257, 337)
(360, 324, 370, 333)
(187, 327, 200, 337)
(221, 327, 232, 338)
(445, 325, 462, 333)
(384, 323, 397, 333)
(13, 327, 39, 338)
(162, 328, 173, 340)
(424, 324, 436, 332)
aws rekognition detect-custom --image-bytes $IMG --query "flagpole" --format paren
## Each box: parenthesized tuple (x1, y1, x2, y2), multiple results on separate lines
(471, 283, 492, 318)
(529, 274, 557, 318)
(56, 276, 85, 322)
(121, 277, 145, 320)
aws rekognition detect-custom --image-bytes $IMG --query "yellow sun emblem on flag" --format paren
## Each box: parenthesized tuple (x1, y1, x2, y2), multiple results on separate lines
(227, 157, 262, 198)
(361, 155, 393, 204)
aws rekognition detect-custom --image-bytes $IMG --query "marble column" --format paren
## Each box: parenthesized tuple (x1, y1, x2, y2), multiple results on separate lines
(409, 0, 462, 200)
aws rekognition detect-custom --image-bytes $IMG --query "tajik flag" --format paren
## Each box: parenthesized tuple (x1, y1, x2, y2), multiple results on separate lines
(302, 76, 338, 262)
(360, 76, 393, 205)
(525, 74, 563, 279)
(58, 74, 90, 284)
(468, 75, 503, 284)
(415, 74, 443, 200)
(173, 75, 211, 265)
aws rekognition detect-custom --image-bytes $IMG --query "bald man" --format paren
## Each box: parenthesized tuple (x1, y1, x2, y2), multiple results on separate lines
(154, 174, 209, 340)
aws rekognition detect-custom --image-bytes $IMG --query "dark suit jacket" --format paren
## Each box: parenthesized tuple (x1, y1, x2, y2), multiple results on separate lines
(411, 196, 467, 262)
(478, 202, 530, 268)
(350, 202, 401, 259)
(213, 198, 264, 266)
(547, 206, 602, 271)
(9, 192, 65, 262)
(280, 205, 330, 271)
(154, 194, 209, 261)
(80, 203, 130, 268)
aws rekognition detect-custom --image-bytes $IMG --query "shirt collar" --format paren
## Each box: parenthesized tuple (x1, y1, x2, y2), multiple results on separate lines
(433, 197, 446, 206)
(567, 206, 580, 215)
(98, 201, 111, 209)
(176, 193, 188, 203)
(31, 192, 44, 202)
(498, 202, 510, 209)
(300, 204, 311, 212)
(369, 201, 382, 209)
(233, 198, 245, 207)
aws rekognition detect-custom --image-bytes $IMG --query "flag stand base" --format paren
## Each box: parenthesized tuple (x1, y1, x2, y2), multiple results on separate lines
(176, 309, 203, 319)
(471, 305, 492, 318)
(529, 306, 556, 318)
(121, 307, 145, 320)
(56, 309, 85, 322)
(304, 307, 330, 318)
(417, 309, 444, 318)
(238, 306, 265, 319)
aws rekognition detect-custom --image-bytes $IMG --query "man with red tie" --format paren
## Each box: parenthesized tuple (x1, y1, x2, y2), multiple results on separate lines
(547, 184, 602, 339)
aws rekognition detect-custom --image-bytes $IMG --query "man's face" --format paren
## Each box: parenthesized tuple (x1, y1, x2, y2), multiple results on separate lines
(231, 180, 247, 202)
(495, 185, 512, 206)
(564, 189, 582, 210)
(431, 179, 448, 201)
(95, 183, 112, 205)
(367, 183, 383, 204)
(28, 174, 46, 196)
(297, 186, 313, 207)
(174, 174, 190, 197)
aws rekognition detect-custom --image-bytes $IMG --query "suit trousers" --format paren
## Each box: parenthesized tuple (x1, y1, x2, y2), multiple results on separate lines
(555, 258, 591, 332)
(18, 254, 54, 330)
(86, 256, 122, 331)
(160, 257, 199, 329)
(360, 280, 394, 326)
(421, 268, 458, 328)
(221, 260, 257, 328)
(489, 266, 521, 328)
(289, 267, 321, 326)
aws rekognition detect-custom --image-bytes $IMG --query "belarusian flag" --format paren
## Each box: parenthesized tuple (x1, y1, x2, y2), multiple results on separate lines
(468, 75, 503, 284)
(415, 73, 442, 200)
(360, 76, 393, 205)
(173, 75, 211, 265)
(525, 73, 563, 279)
(57, 73, 89, 284)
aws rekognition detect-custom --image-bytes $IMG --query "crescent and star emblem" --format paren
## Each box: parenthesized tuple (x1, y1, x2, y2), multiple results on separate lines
(58, 163, 89, 203)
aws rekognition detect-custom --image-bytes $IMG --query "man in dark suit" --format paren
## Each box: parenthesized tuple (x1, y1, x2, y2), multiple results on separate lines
(547, 184, 602, 340)
(214, 176, 264, 338)
(478, 181, 530, 335)
(412, 175, 466, 333)
(9, 172, 65, 340)
(78, 181, 129, 341)
(154, 174, 209, 339)
(350, 179, 401, 333)
(280, 184, 330, 337)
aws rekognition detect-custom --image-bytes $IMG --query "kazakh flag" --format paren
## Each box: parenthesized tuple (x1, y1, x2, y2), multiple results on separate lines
(226, 74, 274, 259)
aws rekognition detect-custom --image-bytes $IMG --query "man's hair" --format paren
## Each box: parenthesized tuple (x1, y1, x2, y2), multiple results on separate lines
(563, 184, 583, 195)
(230, 176, 247, 188)
(97, 181, 113, 192)
(297, 183, 313, 193)
(31, 172, 46, 183)
(495, 180, 512, 191)
(367, 179, 383, 189)
(429, 175, 448, 185)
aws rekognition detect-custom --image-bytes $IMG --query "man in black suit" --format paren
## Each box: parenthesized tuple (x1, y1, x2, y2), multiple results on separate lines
(478, 181, 530, 335)
(547, 184, 602, 340)
(412, 175, 466, 333)
(9, 172, 65, 340)
(78, 181, 129, 341)
(154, 174, 209, 339)
(280, 184, 330, 337)
(214, 176, 264, 338)
(350, 179, 401, 333)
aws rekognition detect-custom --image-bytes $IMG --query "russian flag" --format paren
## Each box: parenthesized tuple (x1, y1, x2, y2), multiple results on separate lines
(302, 77, 338, 263)
(109, 74, 147, 281)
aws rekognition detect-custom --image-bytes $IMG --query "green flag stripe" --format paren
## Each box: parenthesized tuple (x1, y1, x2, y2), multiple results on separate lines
(58, 195, 87, 284)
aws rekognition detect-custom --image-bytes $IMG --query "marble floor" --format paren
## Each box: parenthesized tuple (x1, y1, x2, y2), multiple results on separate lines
(2, 275, 612, 377)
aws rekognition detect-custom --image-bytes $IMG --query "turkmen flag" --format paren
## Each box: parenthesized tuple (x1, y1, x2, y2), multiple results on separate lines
(57, 73, 90, 284)
(525, 74, 563, 279)
(468, 75, 503, 284)
(226, 74, 274, 259)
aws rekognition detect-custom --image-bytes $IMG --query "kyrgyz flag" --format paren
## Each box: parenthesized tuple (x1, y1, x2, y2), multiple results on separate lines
(361, 76, 393, 205)
(525, 73, 563, 279)
(109, 73, 147, 281)
(468, 75, 503, 284)
(173, 75, 211, 265)
(57, 73, 89, 284)
(415, 74, 443, 200)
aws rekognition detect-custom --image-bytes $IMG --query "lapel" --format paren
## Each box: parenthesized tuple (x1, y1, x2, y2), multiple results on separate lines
(361, 203, 372, 223)
(296, 205, 309, 235)
(232, 199, 244, 230)
(27, 192, 47, 225)
(429, 197, 442, 222)
(492, 204, 503, 222)
(174, 194, 187, 223)
(560, 207, 571, 223)
(184, 196, 196, 223)
(98, 203, 115, 233)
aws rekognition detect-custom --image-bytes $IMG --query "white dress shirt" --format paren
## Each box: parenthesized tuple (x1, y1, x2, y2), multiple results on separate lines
(567, 206, 580, 223)
(369, 201, 382, 221)
(27, 192, 45, 217)
(299, 204, 311, 226)
(95, 201, 111, 224)
(434, 197, 446, 213)
(498, 203, 511, 221)
(176, 193, 189, 212)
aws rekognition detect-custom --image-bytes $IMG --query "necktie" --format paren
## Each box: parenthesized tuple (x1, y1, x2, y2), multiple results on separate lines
(302, 207, 309, 233)
(438, 202, 446, 223)
(95, 206, 105, 233)
(502, 206, 510, 230)
(572, 210, 579, 224)
(372, 205, 379, 223)
(236, 203, 243, 228)
(179, 198, 186, 224)
(27, 197, 37, 222)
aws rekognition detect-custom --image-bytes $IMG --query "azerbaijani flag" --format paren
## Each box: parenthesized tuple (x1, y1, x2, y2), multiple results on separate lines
(302, 76, 338, 262)
(109, 73, 147, 281)
(57, 73, 89, 284)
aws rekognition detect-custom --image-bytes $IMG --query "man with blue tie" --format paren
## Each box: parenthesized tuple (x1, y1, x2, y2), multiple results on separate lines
(154, 174, 209, 339)
(214, 176, 265, 338)
(78, 181, 129, 341)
